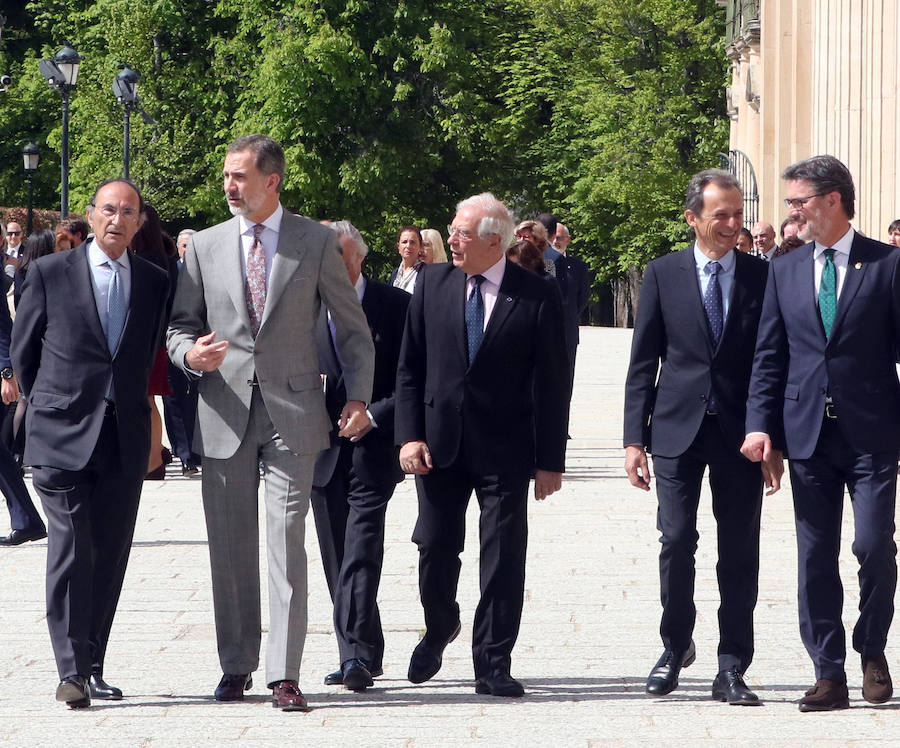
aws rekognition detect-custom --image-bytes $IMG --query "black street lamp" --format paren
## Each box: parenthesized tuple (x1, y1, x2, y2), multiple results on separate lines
(113, 64, 140, 180)
(22, 142, 40, 235)
(39, 44, 81, 218)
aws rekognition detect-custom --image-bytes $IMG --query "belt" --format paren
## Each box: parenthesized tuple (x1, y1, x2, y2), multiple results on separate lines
(705, 410, 719, 417)
(104, 401, 117, 417)
(824, 402, 837, 420)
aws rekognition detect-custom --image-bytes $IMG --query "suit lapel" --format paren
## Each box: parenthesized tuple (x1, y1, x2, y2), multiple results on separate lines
(479, 265, 520, 357)
(316, 306, 342, 381)
(787, 243, 826, 340)
(116, 252, 153, 358)
(679, 249, 714, 356)
(219, 218, 252, 331)
(829, 234, 867, 343)
(261, 214, 304, 328)
(66, 244, 108, 354)
(445, 267, 468, 366)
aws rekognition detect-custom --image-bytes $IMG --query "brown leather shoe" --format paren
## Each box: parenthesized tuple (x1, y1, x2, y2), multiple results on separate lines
(271, 680, 310, 712)
(798, 678, 850, 712)
(863, 654, 893, 704)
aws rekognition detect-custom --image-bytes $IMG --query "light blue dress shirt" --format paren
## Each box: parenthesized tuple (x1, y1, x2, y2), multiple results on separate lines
(693, 244, 735, 321)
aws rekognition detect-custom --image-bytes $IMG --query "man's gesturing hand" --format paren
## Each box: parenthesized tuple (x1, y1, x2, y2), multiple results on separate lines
(185, 331, 228, 372)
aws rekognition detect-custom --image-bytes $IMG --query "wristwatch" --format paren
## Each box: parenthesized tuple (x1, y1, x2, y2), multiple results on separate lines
(0, 368, 13, 380)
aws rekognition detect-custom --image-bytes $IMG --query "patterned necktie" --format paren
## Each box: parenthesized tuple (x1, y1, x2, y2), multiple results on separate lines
(105, 258, 126, 355)
(703, 261, 723, 346)
(465, 274, 485, 364)
(245, 223, 266, 337)
(819, 248, 837, 339)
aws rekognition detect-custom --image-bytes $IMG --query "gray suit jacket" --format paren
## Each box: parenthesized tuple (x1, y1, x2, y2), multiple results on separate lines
(167, 211, 374, 460)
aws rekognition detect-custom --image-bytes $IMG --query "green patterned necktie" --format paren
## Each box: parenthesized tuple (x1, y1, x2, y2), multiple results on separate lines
(818, 248, 836, 339)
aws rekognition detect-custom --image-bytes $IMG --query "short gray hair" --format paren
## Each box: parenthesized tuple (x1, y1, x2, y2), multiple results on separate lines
(782, 155, 855, 219)
(329, 220, 369, 258)
(684, 169, 742, 215)
(177, 229, 196, 240)
(456, 192, 515, 249)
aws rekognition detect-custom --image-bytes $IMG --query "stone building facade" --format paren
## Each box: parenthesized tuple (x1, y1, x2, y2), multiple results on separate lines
(720, 0, 900, 240)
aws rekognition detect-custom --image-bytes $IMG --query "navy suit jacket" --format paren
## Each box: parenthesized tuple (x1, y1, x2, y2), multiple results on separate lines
(624, 247, 769, 457)
(313, 278, 410, 488)
(745, 232, 900, 459)
(11, 242, 168, 473)
(395, 261, 568, 477)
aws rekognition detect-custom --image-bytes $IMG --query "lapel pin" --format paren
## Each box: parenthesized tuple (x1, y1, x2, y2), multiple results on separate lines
(854, 262, 862, 269)
(506, 297, 512, 302)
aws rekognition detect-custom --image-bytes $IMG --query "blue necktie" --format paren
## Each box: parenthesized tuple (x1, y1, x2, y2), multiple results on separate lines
(465, 275, 485, 364)
(703, 261, 723, 346)
(106, 258, 126, 355)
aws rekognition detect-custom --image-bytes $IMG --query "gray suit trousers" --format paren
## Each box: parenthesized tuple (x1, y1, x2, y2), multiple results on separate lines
(201, 387, 314, 686)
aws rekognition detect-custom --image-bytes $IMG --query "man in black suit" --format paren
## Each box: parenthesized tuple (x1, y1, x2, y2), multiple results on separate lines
(11, 179, 168, 709)
(551, 222, 591, 392)
(743, 155, 900, 711)
(311, 220, 409, 691)
(396, 193, 568, 698)
(624, 169, 774, 705)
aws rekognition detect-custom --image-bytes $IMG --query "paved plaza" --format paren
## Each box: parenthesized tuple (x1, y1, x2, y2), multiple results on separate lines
(1, 327, 898, 745)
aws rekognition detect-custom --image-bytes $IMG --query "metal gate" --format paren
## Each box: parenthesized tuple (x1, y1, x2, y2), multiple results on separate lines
(718, 149, 759, 228)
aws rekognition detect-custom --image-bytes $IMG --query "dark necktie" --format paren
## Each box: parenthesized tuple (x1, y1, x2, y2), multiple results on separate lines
(703, 261, 723, 346)
(819, 248, 837, 339)
(245, 223, 266, 337)
(465, 275, 485, 364)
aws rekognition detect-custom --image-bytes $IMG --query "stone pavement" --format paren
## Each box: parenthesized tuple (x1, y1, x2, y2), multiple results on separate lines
(1, 326, 899, 746)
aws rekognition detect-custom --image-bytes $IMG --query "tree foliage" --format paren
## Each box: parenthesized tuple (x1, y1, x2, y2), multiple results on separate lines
(0, 0, 727, 281)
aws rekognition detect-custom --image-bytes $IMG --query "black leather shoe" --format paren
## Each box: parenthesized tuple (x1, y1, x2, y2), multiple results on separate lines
(324, 664, 383, 685)
(181, 459, 199, 477)
(56, 676, 90, 709)
(89, 673, 123, 700)
(646, 640, 696, 695)
(712, 666, 760, 705)
(408, 621, 462, 684)
(214, 673, 252, 701)
(0, 527, 47, 545)
(475, 671, 525, 697)
(341, 658, 374, 691)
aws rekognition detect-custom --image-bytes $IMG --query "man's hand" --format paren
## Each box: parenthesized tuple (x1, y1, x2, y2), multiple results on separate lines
(534, 469, 562, 501)
(761, 449, 785, 495)
(625, 445, 651, 491)
(1, 375, 18, 405)
(399, 441, 433, 474)
(337, 400, 371, 441)
(185, 331, 228, 372)
(740, 433, 771, 463)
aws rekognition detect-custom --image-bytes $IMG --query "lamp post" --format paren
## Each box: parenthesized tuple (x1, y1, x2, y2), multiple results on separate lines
(39, 44, 81, 218)
(113, 64, 140, 180)
(22, 142, 40, 235)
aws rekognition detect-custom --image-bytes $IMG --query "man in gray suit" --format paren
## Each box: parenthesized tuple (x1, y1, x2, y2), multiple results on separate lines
(168, 134, 374, 712)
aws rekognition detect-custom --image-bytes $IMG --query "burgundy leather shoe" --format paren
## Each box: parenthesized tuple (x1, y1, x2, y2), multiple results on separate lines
(214, 673, 252, 701)
(271, 680, 310, 712)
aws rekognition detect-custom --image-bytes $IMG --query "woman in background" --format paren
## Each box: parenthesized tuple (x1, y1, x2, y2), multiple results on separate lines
(420, 228, 447, 264)
(390, 226, 424, 293)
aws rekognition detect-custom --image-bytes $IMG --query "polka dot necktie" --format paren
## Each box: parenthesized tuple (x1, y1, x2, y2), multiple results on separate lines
(245, 223, 266, 337)
(703, 261, 723, 346)
(465, 275, 485, 365)
(818, 248, 836, 339)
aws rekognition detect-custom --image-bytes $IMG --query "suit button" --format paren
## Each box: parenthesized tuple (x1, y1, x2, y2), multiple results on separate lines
(700, 395, 707, 402)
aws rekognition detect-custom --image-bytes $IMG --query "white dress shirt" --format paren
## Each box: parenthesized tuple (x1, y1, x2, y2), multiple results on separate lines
(813, 226, 854, 299)
(693, 244, 735, 321)
(466, 255, 506, 332)
(237, 203, 283, 284)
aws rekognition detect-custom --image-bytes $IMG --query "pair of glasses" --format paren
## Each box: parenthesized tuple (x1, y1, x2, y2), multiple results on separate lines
(784, 194, 823, 210)
(94, 204, 140, 220)
(447, 225, 475, 240)
(6, 231, 20, 236)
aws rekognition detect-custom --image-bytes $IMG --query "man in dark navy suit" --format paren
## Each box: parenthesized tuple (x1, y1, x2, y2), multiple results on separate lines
(743, 155, 900, 712)
(311, 220, 409, 691)
(12, 179, 168, 709)
(396, 193, 568, 698)
(624, 169, 772, 706)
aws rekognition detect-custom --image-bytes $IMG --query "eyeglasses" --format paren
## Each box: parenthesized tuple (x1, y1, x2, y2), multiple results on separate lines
(447, 225, 475, 240)
(93, 204, 140, 220)
(6, 231, 20, 236)
(784, 193, 823, 210)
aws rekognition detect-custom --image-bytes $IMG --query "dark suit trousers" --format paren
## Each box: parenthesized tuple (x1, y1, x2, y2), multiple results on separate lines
(32, 413, 143, 680)
(412, 461, 530, 679)
(651, 415, 763, 672)
(311, 444, 394, 670)
(789, 417, 898, 681)
(0, 436, 43, 532)
(163, 361, 199, 463)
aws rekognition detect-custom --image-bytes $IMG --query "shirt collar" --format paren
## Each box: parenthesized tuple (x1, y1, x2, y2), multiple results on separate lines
(470, 254, 506, 286)
(354, 273, 366, 302)
(238, 203, 283, 236)
(814, 226, 854, 258)
(693, 243, 735, 273)
(87, 239, 131, 270)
